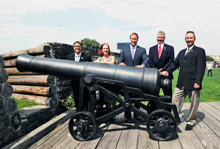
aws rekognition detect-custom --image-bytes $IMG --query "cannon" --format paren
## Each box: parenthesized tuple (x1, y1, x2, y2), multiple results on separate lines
(16, 53, 180, 141)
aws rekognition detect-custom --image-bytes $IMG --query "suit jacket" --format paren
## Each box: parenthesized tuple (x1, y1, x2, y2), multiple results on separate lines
(167, 46, 206, 90)
(118, 45, 148, 66)
(67, 52, 92, 62)
(149, 43, 174, 79)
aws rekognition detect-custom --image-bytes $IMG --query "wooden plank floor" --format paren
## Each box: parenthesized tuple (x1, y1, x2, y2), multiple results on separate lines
(28, 102, 220, 149)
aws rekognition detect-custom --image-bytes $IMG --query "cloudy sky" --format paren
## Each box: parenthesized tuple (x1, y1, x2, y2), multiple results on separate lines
(0, 0, 219, 56)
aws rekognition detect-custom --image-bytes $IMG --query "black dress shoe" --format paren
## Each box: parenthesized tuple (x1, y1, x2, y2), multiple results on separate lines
(185, 124, 193, 131)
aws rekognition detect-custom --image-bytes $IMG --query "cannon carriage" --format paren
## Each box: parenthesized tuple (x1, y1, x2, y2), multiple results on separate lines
(16, 54, 180, 141)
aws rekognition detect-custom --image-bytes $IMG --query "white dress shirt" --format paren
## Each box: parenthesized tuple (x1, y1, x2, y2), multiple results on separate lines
(75, 52, 82, 62)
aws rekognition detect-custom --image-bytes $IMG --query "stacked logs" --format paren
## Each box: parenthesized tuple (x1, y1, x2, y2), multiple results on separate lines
(2, 43, 59, 108)
(0, 55, 21, 146)
(0, 43, 63, 148)
(0, 42, 121, 147)
(3, 42, 120, 109)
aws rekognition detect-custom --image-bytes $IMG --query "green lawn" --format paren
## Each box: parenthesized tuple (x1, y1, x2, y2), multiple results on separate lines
(13, 97, 39, 109)
(169, 68, 220, 102)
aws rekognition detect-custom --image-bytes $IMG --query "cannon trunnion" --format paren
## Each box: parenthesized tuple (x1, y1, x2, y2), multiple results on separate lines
(16, 54, 180, 141)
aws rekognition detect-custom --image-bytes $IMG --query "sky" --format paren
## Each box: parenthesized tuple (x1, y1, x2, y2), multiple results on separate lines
(0, 0, 220, 56)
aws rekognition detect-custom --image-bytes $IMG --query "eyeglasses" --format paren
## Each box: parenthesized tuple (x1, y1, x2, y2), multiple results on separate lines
(74, 46, 81, 48)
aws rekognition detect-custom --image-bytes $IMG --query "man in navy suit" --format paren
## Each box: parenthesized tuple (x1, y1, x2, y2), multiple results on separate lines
(67, 41, 92, 111)
(161, 31, 206, 130)
(149, 31, 174, 111)
(118, 32, 148, 121)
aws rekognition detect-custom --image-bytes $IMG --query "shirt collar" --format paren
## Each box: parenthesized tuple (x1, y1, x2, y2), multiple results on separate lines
(158, 43, 164, 49)
(130, 44, 137, 50)
(75, 52, 82, 57)
(187, 45, 195, 51)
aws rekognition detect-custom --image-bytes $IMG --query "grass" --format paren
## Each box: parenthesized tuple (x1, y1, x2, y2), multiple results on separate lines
(163, 68, 220, 102)
(12, 97, 39, 109)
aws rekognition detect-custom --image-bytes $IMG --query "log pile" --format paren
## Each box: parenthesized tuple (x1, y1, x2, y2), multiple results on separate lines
(0, 42, 121, 147)
(0, 43, 67, 148)
(2, 42, 120, 111)
(0, 55, 21, 147)
(2, 43, 62, 109)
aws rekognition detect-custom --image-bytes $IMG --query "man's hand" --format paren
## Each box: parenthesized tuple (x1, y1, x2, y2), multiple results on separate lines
(135, 65, 145, 68)
(161, 71, 169, 76)
(158, 68, 162, 74)
(118, 63, 126, 66)
(194, 83, 200, 89)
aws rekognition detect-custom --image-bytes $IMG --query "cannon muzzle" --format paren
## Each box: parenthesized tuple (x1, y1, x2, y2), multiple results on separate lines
(16, 54, 170, 95)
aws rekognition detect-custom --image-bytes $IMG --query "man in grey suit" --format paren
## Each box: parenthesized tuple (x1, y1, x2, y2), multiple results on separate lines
(118, 32, 148, 122)
(118, 33, 148, 68)
(161, 31, 206, 130)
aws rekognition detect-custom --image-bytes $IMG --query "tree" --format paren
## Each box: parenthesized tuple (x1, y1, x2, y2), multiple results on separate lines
(206, 55, 214, 61)
(81, 38, 100, 50)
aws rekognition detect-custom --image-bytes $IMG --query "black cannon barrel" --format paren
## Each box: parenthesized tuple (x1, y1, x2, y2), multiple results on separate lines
(16, 54, 170, 95)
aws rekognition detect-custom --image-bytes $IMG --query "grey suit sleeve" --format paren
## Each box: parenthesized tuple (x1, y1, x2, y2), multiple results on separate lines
(118, 49, 125, 64)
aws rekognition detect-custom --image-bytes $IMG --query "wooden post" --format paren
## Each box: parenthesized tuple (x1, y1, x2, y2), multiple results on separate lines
(5, 98, 17, 115)
(7, 75, 49, 86)
(0, 68, 9, 83)
(0, 55, 4, 68)
(0, 82, 13, 97)
(4, 54, 46, 68)
(11, 85, 50, 96)
(46, 97, 58, 108)
(1, 43, 50, 59)
(47, 75, 56, 87)
(12, 93, 47, 105)
(5, 67, 42, 75)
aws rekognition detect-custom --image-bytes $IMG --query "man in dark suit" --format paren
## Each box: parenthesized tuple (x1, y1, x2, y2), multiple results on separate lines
(161, 31, 206, 130)
(118, 32, 148, 122)
(149, 31, 174, 111)
(67, 41, 92, 111)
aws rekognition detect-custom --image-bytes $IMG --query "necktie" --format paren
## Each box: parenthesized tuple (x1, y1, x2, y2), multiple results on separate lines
(185, 49, 190, 56)
(158, 45, 162, 59)
(132, 47, 135, 60)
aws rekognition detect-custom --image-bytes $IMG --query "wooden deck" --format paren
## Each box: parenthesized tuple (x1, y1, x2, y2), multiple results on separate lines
(28, 102, 220, 149)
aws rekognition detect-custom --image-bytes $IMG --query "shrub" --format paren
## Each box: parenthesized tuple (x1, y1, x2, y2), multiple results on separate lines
(60, 94, 75, 109)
